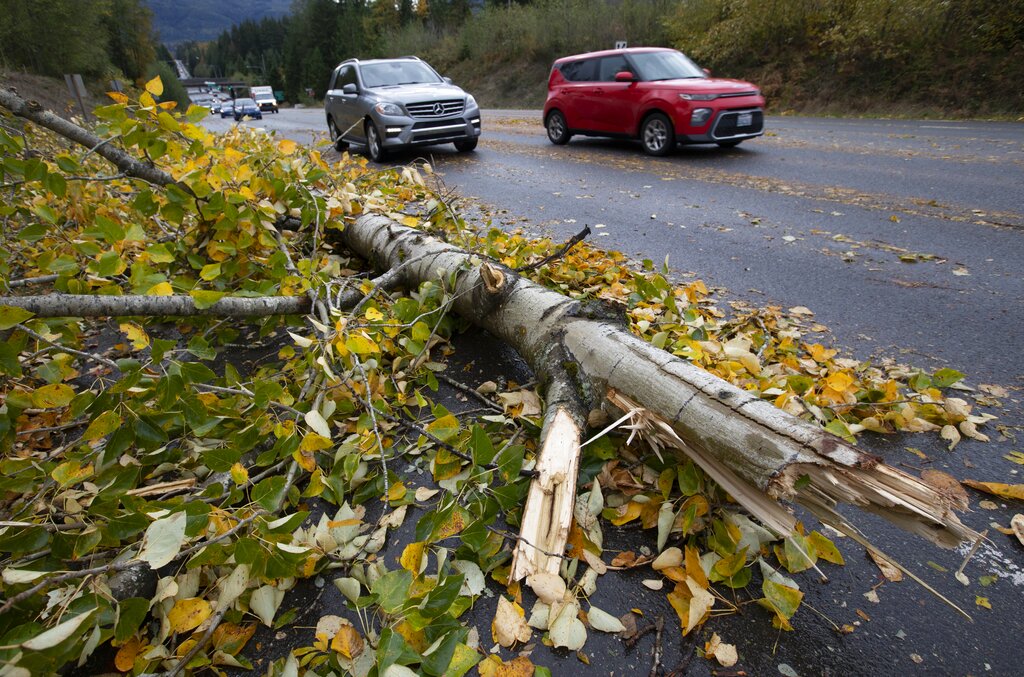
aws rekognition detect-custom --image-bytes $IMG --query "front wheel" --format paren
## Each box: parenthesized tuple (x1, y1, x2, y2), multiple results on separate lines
(717, 140, 742, 148)
(328, 118, 348, 151)
(546, 110, 571, 145)
(641, 113, 674, 156)
(365, 121, 387, 162)
(454, 138, 478, 152)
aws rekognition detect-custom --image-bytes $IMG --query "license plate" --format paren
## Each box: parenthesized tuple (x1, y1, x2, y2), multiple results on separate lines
(737, 113, 753, 127)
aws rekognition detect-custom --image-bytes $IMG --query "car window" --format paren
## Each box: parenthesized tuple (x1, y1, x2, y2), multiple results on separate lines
(360, 61, 441, 88)
(629, 51, 705, 81)
(598, 55, 630, 81)
(559, 58, 597, 82)
(338, 65, 356, 89)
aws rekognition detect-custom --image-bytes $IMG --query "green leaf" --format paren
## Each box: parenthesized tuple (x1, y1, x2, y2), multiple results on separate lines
(0, 305, 34, 330)
(470, 426, 496, 467)
(932, 368, 965, 388)
(83, 410, 122, 442)
(189, 289, 226, 310)
(371, 569, 414, 615)
(782, 532, 817, 573)
(136, 511, 187, 570)
(31, 383, 76, 408)
(115, 598, 151, 642)
(762, 578, 802, 620)
(252, 476, 287, 512)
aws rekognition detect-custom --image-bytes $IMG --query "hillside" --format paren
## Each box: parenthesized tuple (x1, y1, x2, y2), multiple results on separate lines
(144, 0, 290, 44)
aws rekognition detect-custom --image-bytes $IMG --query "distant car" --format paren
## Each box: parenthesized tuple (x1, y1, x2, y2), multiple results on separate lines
(232, 98, 263, 121)
(324, 56, 481, 161)
(251, 86, 278, 113)
(219, 100, 233, 118)
(543, 47, 765, 155)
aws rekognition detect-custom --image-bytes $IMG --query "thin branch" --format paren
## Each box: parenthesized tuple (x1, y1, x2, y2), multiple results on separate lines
(437, 373, 503, 413)
(515, 224, 591, 272)
(162, 608, 227, 677)
(17, 323, 119, 370)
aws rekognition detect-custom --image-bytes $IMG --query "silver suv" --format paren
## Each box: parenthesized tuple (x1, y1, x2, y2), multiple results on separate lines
(324, 56, 481, 161)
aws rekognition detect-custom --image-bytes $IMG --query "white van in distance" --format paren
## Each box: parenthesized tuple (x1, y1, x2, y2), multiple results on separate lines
(251, 86, 278, 113)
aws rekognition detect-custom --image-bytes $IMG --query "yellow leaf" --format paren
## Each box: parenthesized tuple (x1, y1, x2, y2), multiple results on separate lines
(107, 91, 129, 104)
(147, 281, 174, 296)
(962, 480, 1024, 501)
(300, 432, 333, 452)
(51, 461, 93, 487)
(364, 307, 384, 321)
(278, 139, 298, 155)
(114, 636, 145, 672)
(400, 541, 425, 574)
(144, 75, 164, 97)
(824, 371, 855, 393)
(212, 622, 256, 656)
(387, 481, 407, 502)
(168, 598, 212, 634)
(395, 619, 427, 652)
(609, 501, 643, 526)
(292, 448, 317, 472)
(976, 596, 992, 609)
(329, 624, 364, 658)
(230, 463, 249, 485)
(119, 322, 150, 350)
(401, 215, 419, 228)
(345, 333, 379, 355)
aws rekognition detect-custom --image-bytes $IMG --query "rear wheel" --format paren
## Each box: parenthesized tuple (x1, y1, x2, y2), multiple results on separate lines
(365, 121, 387, 162)
(717, 140, 742, 148)
(546, 110, 571, 145)
(641, 113, 674, 156)
(328, 117, 348, 151)
(454, 138, 478, 152)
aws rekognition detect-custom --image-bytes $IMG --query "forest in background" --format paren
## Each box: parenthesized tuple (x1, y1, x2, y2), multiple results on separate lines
(0, 0, 189, 108)
(1, 0, 1021, 117)
(179, 0, 1024, 117)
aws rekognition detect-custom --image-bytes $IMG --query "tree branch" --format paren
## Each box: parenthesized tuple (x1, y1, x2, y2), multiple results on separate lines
(2, 293, 310, 318)
(0, 87, 194, 196)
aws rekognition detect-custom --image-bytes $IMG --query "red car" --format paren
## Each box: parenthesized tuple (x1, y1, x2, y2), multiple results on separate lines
(543, 47, 765, 155)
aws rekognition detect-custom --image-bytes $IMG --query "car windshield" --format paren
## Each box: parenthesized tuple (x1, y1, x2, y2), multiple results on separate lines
(630, 51, 706, 81)
(360, 61, 441, 88)
(236, 98, 256, 106)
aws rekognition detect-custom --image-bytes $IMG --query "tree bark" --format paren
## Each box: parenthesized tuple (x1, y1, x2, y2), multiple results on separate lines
(336, 214, 977, 579)
(0, 293, 310, 318)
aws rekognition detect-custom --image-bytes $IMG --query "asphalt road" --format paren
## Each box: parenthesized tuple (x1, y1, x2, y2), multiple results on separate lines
(208, 109, 1024, 676)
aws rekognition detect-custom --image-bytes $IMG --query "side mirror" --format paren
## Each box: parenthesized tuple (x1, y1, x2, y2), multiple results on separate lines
(614, 71, 637, 82)
(702, 68, 712, 77)
(342, 83, 357, 95)
(443, 76, 453, 84)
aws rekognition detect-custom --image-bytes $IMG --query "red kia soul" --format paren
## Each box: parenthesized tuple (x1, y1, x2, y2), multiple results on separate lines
(543, 47, 765, 155)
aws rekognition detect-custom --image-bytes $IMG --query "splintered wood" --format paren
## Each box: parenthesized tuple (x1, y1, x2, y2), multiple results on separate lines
(509, 407, 582, 581)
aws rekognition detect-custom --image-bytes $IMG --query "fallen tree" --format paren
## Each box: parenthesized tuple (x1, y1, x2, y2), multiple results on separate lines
(0, 81, 990, 675)
(336, 214, 980, 580)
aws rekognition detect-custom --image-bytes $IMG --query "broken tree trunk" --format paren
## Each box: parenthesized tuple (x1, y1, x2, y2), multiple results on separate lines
(337, 214, 978, 580)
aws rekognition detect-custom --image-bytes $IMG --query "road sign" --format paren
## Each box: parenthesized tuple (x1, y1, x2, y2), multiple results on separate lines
(615, 41, 628, 49)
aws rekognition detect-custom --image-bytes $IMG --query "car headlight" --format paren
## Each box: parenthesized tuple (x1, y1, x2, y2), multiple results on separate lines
(465, 94, 478, 109)
(374, 102, 403, 116)
(691, 108, 713, 125)
(679, 93, 718, 101)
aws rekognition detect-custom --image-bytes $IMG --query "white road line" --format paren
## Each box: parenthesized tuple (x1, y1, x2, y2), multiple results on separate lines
(919, 125, 971, 130)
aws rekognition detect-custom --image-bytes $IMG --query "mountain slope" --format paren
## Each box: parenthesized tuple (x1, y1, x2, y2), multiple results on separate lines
(145, 0, 290, 44)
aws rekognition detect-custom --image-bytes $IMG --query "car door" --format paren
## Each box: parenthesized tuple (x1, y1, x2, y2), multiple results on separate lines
(325, 65, 361, 141)
(557, 58, 599, 131)
(586, 54, 639, 135)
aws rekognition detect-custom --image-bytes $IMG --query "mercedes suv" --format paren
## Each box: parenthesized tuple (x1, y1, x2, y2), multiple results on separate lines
(324, 56, 482, 161)
(543, 47, 765, 155)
